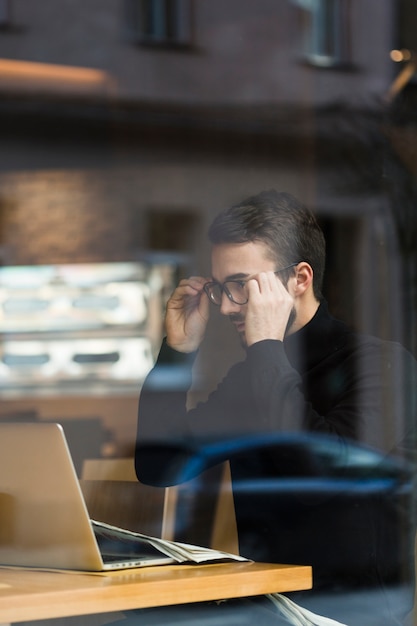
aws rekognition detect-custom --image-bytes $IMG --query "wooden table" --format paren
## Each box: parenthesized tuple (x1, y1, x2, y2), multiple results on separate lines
(0, 561, 312, 624)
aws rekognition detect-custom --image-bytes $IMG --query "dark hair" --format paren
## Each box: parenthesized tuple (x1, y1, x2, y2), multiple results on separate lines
(208, 190, 326, 299)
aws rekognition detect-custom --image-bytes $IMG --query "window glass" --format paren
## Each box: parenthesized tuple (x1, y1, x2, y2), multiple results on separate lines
(126, 0, 192, 46)
(0, 3, 415, 624)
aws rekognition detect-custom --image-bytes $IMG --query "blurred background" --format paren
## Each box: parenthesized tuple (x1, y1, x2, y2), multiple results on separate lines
(0, 0, 416, 469)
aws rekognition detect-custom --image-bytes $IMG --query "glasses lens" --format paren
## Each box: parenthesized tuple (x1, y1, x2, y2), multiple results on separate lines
(206, 283, 222, 305)
(205, 281, 248, 305)
(225, 281, 248, 305)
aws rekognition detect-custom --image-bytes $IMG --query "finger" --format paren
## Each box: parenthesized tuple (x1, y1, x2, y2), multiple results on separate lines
(246, 276, 261, 300)
(247, 272, 275, 298)
(271, 271, 289, 295)
(173, 278, 206, 299)
(259, 272, 274, 291)
(179, 276, 205, 290)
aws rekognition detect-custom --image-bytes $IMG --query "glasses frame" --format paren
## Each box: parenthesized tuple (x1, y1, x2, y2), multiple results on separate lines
(203, 262, 300, 306)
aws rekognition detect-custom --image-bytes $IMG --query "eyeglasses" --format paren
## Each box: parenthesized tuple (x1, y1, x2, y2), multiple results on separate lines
(203, 263, 300, 306)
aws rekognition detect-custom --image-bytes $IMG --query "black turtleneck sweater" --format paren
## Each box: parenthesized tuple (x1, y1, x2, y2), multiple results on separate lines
(136, 301, 415, 460)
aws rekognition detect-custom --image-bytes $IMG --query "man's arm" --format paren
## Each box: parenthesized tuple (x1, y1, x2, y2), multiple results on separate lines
(135, 275, 210, 485)
(136, 331, 417, 485)
(135, 339, 197, 486)
(135, 335, 337, 486)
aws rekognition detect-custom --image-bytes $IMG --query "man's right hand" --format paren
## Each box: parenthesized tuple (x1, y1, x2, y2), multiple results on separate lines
(165, 276, 210, 353)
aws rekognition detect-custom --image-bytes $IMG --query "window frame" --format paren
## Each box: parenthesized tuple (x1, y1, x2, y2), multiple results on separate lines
(125, 0, 193, 49)
(293, 0, 351, 68)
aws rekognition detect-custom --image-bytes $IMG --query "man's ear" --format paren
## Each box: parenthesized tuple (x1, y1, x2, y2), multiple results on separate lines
(293, 262, 314, 296)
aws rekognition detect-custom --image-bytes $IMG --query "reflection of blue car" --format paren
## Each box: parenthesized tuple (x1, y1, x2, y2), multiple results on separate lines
(136, 433, 415, 588)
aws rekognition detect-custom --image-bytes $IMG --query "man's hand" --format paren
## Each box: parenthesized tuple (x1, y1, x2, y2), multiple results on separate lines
(244, 271, 294, 346)
(165, 276, 210, 353)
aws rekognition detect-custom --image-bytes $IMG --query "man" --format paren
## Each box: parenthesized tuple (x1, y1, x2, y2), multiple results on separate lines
(135, 191, 416, 622)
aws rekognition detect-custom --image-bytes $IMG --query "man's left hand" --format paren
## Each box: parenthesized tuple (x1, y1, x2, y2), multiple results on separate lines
(244, 271, 294, 346)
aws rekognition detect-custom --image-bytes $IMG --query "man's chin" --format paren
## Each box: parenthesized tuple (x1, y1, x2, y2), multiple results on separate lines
(238, 331, 247, 349)
(231, 322, 247, 348)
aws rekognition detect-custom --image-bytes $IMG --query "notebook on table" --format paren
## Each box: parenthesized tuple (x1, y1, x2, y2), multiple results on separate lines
(0, 422, 246, 571)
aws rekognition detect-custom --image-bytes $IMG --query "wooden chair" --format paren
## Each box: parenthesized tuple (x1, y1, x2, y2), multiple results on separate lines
(80, 458, 239, 552)
(210, 461, 239, 553)
(80, 458, 174, 539)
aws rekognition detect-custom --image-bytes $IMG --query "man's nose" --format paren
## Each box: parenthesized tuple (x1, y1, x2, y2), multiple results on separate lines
(219, 292, 241, 316)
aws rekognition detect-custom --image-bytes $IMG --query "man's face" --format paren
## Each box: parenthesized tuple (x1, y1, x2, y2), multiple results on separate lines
(210, 241, 296, 347)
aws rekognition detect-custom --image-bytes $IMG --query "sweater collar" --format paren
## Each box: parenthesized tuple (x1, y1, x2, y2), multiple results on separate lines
(283, 300, 350, 373)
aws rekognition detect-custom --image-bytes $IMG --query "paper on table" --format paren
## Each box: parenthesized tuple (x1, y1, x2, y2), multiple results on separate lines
(91, 519, 249, 565)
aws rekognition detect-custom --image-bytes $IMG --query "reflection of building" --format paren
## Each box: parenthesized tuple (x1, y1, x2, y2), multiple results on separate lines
(0, 1, 415, 451)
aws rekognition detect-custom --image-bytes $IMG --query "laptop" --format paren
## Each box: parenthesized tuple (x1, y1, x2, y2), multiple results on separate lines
(0, 422, 175, 571)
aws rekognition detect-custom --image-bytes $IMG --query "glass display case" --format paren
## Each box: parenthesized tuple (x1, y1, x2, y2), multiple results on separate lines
(0, 262, 176, 396)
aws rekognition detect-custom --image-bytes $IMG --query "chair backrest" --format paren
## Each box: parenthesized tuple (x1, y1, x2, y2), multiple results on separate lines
(82, 458, 137, 481)
(80, 458, 171, 538)
(210, 461, 239, 553)
(80, 458, 239, 552)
